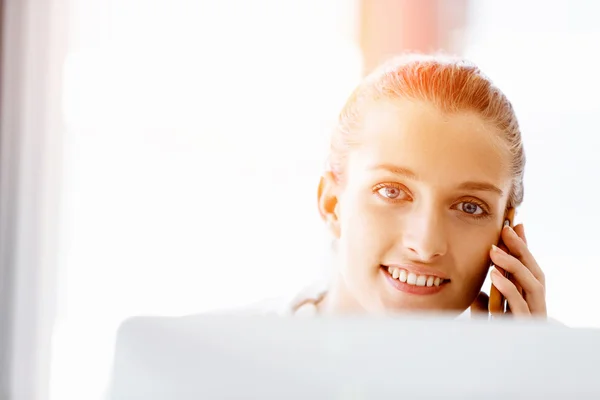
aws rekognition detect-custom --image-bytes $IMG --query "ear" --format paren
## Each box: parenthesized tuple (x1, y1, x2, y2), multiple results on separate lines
(317, 172, 341, 238)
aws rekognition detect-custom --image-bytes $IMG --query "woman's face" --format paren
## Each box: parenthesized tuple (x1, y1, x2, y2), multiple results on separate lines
(323, 99, 513, 314)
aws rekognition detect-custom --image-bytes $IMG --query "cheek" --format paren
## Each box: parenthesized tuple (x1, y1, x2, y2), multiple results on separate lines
(338, 192, 393, 259)
(452, 230, 497, 278)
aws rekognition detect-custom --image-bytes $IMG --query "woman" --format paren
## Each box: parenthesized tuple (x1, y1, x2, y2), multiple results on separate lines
(285, 54, 546, 318)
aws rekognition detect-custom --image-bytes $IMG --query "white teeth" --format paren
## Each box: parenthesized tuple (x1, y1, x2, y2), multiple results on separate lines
(387, 267, 446, 287)
(399, 269, 407, 283)
(407, 272, 417, 285)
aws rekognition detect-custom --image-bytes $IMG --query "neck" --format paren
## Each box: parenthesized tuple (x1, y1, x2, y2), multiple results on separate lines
(316, 272, 365, 315)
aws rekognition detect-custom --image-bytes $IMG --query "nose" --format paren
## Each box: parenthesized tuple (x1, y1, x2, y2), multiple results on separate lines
(401, 206, 448, 262)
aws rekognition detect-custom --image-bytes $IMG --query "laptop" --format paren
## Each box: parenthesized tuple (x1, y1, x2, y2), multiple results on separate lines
(107, 314, 600, 399)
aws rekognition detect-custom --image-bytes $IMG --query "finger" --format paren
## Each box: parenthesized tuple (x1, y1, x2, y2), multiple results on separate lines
(497, 236, 523, 297)
(488, 264, 506, 315)
(496, 240, 521, 297)
(497, 240, 509, 254)
(509, 273, 524, 298)
(490, 245, 546, 313)
(501, 224, 545, 285)
(490, 245, 538, 293)
(510, 224, 546, 316)
(513, 223, 527, 245)
(470, 291, 489, 317)
(491, 223, 516, 314)
(490, 268, 530, 316)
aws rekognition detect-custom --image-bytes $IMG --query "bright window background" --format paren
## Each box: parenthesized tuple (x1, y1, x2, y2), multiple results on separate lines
(49, 1, 600, 400)
(462, 0, 600, 328)
(50, 1, 361, 399)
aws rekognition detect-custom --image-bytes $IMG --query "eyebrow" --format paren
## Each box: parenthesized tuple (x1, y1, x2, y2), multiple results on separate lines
(370, 163, 419, 180)
(457, 182, 504, 196)
(370, 163, 504, 196)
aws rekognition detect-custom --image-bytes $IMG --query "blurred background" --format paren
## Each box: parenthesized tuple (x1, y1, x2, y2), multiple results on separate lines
(1, 0, 599, 399)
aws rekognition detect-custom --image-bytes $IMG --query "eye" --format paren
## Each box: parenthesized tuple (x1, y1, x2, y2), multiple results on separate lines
(456, 201, 484, 215)
(375, 185, 409, 201)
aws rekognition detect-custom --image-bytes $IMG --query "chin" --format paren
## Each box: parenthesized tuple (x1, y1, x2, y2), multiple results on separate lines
(374, 290, 465, 315)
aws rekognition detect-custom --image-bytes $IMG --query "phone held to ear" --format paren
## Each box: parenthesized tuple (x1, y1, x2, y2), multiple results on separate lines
(488, 208, 515, 315)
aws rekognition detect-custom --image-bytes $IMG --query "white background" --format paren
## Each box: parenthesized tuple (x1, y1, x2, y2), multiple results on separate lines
(48, 1, 600, 399)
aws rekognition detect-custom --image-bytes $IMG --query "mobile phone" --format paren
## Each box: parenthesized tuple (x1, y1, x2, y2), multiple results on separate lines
(489, 208, 515, 315)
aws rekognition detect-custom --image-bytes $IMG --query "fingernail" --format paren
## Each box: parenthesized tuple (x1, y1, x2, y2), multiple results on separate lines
(491, 244, 506, 254)
(490, 267, 502, 279)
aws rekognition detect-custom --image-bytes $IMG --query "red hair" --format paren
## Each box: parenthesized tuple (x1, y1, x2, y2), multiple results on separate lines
(328, 54, 525, 208)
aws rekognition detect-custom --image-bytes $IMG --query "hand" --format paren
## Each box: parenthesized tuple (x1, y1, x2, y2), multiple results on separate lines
(488, 223, 547, 317)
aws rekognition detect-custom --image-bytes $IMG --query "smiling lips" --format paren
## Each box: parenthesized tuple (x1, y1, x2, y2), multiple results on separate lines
(381, 265, 449, 294)
(386, 265, 445, 287)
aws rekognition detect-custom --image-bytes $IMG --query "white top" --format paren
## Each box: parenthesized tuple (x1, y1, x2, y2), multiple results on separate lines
(234, 281, 329, 316)
(231, 281, 559, 323)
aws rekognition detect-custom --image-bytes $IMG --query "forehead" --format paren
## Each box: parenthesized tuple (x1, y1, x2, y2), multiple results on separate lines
(349, 99, 511, 187)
